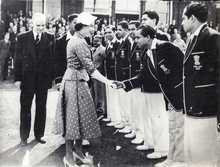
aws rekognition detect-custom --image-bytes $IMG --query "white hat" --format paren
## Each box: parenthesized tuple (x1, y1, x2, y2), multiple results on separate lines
(77, 12, 97, 25)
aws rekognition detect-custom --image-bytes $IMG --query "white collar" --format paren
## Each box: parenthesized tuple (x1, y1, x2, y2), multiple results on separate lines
(121, 34, 129, 42)
(33, 30, 41, 40)
(66, 30, 73, 41)
(193, 22, 207, 37)
(150, 38, 157, 50)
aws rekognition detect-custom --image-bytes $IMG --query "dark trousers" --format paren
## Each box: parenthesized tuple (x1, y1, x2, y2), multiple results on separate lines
(0, 57, 9, 81)
(20, 89, 48, 140)
(90, 79, 106, 112)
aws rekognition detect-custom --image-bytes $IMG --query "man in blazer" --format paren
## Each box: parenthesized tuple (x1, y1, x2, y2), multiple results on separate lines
(103, 25, 121, 127)
(181, 3, 220, 166)
(141, 10, 169, 41)
(125, 21, 145, 145)
(114, 21, 132, 133)
(14, 13, 55, 147)
(115, 25, 184, 162)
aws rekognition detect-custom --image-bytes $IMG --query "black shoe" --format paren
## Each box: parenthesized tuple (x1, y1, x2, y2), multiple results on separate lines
(20, 139, 27, 147)
(96, 107, 105, 114)
(35, 138, 46, 144)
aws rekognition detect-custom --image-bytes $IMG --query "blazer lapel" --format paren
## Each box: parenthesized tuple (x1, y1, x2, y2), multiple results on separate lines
(129, 43, 138, 59)
(183, 24, 208, 64)
(26, 31, 36, 61)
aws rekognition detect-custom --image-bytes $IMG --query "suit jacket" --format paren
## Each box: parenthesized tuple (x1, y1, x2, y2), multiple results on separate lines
(183, 24, 220, 117)
(54, 33, 68, 84)
(128, 42, 142, 78)
(0, 40, 11, 59)
(115, 36, 130, 81)
(92, 45, 105, 74)
(14, 30, 55, 90)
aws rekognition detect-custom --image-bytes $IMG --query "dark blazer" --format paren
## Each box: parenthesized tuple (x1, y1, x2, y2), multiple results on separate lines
(156, 29, 169, 41)
(53, 33, 68, 84)
(128, 42, 142, 78)
(104, 39, 119, 80)
(183, 24, 220, 117)
(124, 41, 184, 111)
(152, 41, 184, 111)
(14, 30, 55, 90)
(115, 36, 130, 81)
(124, 51, 161, 93)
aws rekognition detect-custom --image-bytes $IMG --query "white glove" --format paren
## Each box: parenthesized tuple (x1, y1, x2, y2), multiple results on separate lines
(15, 81, 21, 89)
(91, 69, 116, 88)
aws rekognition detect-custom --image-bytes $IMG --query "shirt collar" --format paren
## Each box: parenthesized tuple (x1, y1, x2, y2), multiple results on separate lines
(150, 38, 157, 50)
(193, 22, 207, 37)
(121, 34, 129, 42)
(66, 30, 73, 41)
(33, 30, 41, 40)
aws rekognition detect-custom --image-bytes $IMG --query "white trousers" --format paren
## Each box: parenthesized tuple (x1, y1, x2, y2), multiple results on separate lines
(106, 85, 121, 122)
(167, 106, 184, 162)
(129, 88, 145, 139)
(142, 93, 169, 152)
(117, 89, 131, 126)
(184, 116, 219, 167)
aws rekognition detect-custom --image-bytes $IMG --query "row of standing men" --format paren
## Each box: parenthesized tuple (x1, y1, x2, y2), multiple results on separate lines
(54, 5, 220, 167)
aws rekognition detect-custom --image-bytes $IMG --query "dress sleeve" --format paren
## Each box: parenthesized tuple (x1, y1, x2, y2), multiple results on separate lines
(73, 42, 96, 75)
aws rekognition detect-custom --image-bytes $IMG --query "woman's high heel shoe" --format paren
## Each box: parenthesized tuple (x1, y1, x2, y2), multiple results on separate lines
(72, 151, 92, 164)
(63, 156, 78, 167)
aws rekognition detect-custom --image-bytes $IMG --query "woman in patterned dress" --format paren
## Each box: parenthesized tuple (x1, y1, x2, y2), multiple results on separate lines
(52, 12, 114, 167)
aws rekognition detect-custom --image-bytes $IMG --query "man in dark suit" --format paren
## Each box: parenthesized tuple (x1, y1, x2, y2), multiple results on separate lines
(115, 25, 184, 162)
(141, 10, 169, 41)
(0, 32, 11, 81)
(181, 3, 220, 166)
(54, 14, 78, 86)
(14, 13, 55, 147)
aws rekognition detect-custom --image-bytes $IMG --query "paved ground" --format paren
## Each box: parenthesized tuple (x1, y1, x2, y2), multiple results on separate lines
(1, 80, 219, 167)
(0, 80, 167, 167)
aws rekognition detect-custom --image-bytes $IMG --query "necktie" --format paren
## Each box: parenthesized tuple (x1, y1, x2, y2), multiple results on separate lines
(35, 34, 40, 45)
(35, 35, 40, 58)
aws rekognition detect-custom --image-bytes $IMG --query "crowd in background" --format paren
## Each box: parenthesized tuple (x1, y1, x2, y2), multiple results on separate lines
(0, 9, 205, 82)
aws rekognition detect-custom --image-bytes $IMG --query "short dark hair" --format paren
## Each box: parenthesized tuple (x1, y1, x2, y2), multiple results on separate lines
(137, 25, 156, 39)
(183, 3, 208, 23)
(67, 13, 78, 23)
(129, 20, 141, 28)
(118, 21, 129, 30)
(75, 23, 87, 31)
(143, 10, 159, 25)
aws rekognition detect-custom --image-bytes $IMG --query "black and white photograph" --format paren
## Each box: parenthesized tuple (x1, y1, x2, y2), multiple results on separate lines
(0, 0, 220, 167)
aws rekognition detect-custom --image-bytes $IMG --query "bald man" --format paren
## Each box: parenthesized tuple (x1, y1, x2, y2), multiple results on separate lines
(14, 13, 55, 146)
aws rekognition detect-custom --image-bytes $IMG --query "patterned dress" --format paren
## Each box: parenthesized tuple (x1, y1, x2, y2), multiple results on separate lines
(52, 32, 101, 140)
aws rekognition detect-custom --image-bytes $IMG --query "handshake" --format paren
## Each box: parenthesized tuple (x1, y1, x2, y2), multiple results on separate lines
(109, 81, 125, 89)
